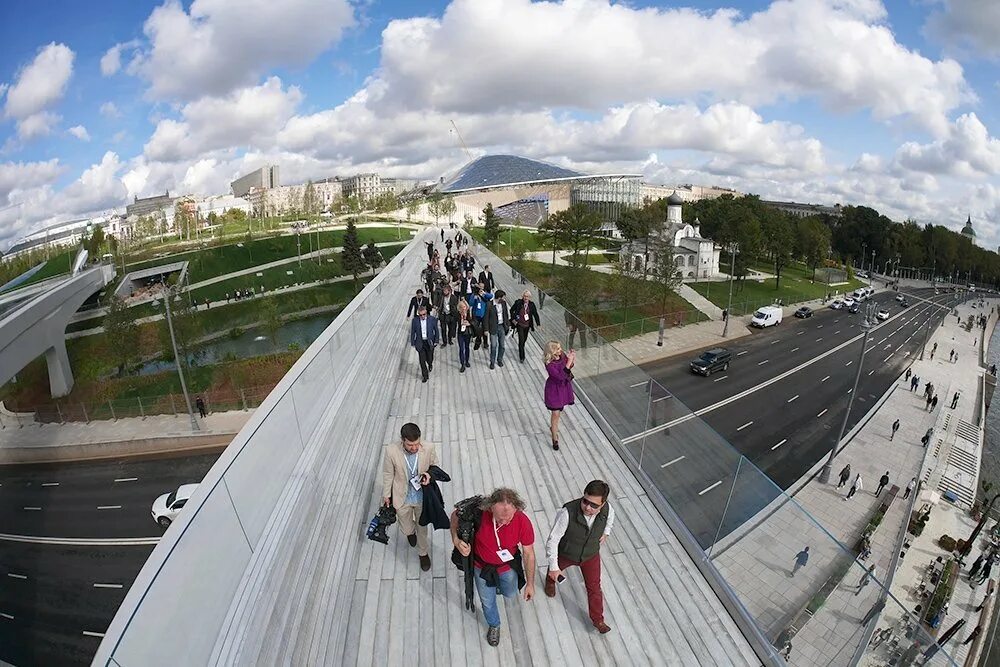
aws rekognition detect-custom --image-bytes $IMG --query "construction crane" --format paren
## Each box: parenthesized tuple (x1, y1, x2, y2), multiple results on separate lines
(450, 120, 473, 161)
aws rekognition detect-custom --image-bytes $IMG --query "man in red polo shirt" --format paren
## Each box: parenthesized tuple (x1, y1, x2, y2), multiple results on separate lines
(451, 487, 536, 647)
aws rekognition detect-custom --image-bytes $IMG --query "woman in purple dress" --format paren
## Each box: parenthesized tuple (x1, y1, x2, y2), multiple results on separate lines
(543, 340, 576, 451)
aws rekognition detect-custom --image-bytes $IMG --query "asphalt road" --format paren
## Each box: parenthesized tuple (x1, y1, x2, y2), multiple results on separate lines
(0, 452, 220, 666)
(607, 286, 967, 547)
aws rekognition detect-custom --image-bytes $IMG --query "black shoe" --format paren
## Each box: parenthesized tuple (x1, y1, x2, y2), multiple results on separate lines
(422, 377, 428, 383)
(428, 364, 433, 372)
(519, 357, 525, 363)
(420, 555, 431, 571)
(460, 366, 466, 373)
(465, 362, 471, 368)
(552, 438, 559, 451)
(407, 534, 417, 547)
(486, 626, 500, 647)
(498, 360, 504, 367)
(490, 362, 495, 370)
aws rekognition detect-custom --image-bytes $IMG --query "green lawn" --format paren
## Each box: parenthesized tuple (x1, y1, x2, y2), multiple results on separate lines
(125, 227, 402, 283)
(691, 261, 868, 316)
(559, 252, 618, 266)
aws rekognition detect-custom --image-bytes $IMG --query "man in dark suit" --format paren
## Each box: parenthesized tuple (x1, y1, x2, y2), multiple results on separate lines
(459, 270, 477, 303)
(434, 283, 460, 346)
(409, 306, 439, 383)
(485, 290, 511, 369)
(510, 290, 540, 362)
(478, 264, 495, 292)
(406, 289, 431, 318)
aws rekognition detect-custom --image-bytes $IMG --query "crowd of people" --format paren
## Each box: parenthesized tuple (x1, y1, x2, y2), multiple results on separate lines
(380, 422, 614, 647)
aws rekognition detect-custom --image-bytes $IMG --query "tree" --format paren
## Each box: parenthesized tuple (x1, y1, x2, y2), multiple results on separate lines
(540, 203, 602, 268)
(796, 217, 831, 280)
(482, 203, 502, 248)
(616, 204, 660, 279)
(647, 234, 682, 312)
(341, 218, 367, 287)
(259, 298, 282, 349)
(88, 225, 106, 257)
(406, 200, 420, 222)
(463, 212, 474, 231)
(104, 296, 139, 377)
(441, 197, 457, 226)
(762, 215, 795, 289)
(302, 181, 317, 216)
(427, 194, 444, 224)
(363, 241, 382, 277)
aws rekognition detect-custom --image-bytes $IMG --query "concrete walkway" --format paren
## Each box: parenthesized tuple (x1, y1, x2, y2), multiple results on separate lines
(611, 317, 752, 363)
(677, 283, 724, 319)
(709, 291, 994, 665)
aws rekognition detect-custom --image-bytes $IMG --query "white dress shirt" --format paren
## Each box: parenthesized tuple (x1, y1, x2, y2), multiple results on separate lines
(419, 317, 428, 340)
(545, 505, 615, 569)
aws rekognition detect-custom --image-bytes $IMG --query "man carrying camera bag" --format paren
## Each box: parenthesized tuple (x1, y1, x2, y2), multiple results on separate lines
(381, 422, 438, 571)
(544, 480, 615, 634)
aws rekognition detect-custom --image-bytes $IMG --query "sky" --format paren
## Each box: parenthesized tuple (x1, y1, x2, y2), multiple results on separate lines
(2, 0, 1000, 252)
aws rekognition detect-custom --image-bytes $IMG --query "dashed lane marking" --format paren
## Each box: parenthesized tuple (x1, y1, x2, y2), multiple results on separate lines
(758, 360, 769, 366)
(661, 456, 685, 468)
(698, 481, 723, 496)
(0, 613, 12, 620)
(771, 439, 787, 450)
(41, 482, 59, 487)
(737, 421, 754, 431)
(114, 478, 138, 483)
(884, 354, 893, 362)
(97, 506, 122, 510)
(771, 340, 781, 345)
(787, 395, 799, 403)
(817, 408, 828, 417)
(82, 631, 105, 638)
(6, 573, 26, 580)
(713, 375, 728, 382)
(869, 370, 875, 376)
(821, 375, 831, 382)
(629, 381, 647, 388)
(22, 507, 41, 511)
(816, 338, 823, 342)
(737, 351, 749, 356)
(846, 360, 853, 366)
(791, 347, 799, 352)
(93, 583, 123, 589)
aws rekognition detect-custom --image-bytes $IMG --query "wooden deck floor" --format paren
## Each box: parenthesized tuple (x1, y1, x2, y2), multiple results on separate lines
(212, 235, 761, 666)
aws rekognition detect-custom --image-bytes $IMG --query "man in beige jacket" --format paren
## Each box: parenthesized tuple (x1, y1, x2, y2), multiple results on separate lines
(382, 422, 439, 571)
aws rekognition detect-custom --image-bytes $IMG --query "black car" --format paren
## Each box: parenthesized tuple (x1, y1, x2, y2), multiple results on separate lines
(690, 348, 732, 376)
(900, 298, 909, 307)
(848, 302, 860, 314)
(794, 306, 813, 318)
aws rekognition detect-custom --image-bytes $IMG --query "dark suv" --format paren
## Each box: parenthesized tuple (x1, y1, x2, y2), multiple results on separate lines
(690, 348, 732, 376)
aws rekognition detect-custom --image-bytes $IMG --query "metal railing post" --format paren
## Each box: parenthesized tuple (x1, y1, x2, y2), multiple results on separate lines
(241, 388, 248, 411)
(81, 402, 89, 423)
(108, 399, 116, 421)
(170, 393, 177, 415)
(56, 402, 63, 423)
(138, 397, 145, 419)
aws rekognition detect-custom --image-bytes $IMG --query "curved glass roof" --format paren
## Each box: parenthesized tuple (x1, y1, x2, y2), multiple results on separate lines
(440, 154, 585, 193)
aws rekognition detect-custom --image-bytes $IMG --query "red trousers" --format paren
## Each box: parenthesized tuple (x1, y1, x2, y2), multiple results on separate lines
(558, 552, 604, 624)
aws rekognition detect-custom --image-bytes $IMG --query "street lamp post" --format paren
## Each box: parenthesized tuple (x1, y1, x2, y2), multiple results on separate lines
(155, 287, 199, 432)
(818, 303, 875, 483)
(296, 223, 302, 267)
(870, 250, 875, 287)
(723, 243, 738, 337)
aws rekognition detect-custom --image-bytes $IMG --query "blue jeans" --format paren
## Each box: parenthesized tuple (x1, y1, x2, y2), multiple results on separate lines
(489, 328, 506, 364)
(458, 333, 471, 366)
(474, 567, 518, 628)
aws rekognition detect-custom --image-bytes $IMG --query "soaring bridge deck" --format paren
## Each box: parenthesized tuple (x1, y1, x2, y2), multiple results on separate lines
(96, 231, 759, 667)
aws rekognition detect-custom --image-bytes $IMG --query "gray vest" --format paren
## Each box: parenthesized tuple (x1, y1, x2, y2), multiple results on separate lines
(558, 499, 608, 563)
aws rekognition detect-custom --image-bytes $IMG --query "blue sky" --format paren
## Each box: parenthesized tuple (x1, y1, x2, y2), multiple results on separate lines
(2, 0, 1000, 251)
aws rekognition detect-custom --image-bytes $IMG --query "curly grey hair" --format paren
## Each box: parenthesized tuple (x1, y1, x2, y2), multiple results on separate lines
(480, 487, 526, 512)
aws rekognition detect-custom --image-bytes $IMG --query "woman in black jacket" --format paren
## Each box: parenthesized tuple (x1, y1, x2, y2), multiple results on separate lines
(510, 290, 540, 363)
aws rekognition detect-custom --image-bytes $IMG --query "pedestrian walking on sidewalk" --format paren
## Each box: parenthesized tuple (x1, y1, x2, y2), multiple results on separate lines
(925, 393, 933, 411)
(949, 349, 955, 362)
(790, 547, 810, 577)
(931, 395, 939, 410)
(855, 564, 876, 595)
(955, 353, 959, 364)
(875, 472, 890, 497)
(921, 428, 933, 448)
(195, 396, 207, 418)
(903, 478, 916, 500)
(910, 375, 919, 392)
(845, 474, 863, 500)
(951, 391, 960, 409)
(962, 626, 982, 646)
(977, 555, 995, 585)
(890, 419, 900, 441)
(976, 588, 993, 611)
(905, 368, 911, 382)
(837, 464, 852, 489)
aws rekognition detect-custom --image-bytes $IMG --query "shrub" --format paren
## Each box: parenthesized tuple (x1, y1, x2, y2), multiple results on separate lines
(938, 535, 957, 552)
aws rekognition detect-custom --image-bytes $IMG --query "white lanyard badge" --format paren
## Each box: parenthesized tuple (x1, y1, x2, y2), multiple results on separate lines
(493, 516, 514, 562)
(406, 451, 421, 491)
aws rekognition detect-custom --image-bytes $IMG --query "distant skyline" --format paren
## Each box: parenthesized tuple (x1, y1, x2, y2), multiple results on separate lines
(2, 0, 999, 251)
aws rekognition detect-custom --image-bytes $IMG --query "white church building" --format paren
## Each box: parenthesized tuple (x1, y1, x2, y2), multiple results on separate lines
(619, 192, 721, 279)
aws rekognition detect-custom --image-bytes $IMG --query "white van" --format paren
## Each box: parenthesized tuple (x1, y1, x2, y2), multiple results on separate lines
(751, 305, 783, 328)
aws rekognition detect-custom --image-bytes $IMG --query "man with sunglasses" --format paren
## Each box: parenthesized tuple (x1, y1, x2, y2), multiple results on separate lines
(543, 480, 615, 633)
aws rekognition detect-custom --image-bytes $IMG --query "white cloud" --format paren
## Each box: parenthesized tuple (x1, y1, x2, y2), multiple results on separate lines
(0, 159, 63, 201)
(68, 125, 91, 142)
(15, 111, 61, 140)
(925, 0, 1000, 59)
(893, 113, 1000, 178)
(130, 0, 354, 100)
(144, 77, 303, 162)
(375, 0, 970, 136)
(100, 41, 136, 76)
(3, 43, 74, 121)
(99, 101, 121, 119)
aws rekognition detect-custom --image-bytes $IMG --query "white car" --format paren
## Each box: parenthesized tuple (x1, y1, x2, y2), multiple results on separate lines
(844, 297, 856, 307)
(875, 309, 890, 322)
(152, 483, 198, 528)
(830, 299, 844, 310)
(895, 294, 905, 303)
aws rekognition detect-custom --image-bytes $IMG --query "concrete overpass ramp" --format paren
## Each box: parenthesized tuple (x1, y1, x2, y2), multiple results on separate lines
(0, 264, 114, 397)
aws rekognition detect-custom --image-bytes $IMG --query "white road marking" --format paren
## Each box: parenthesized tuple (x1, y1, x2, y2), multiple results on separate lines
(787, 395, 799, 403)
(771, 439, 787, 450)
(0, 613, 12, 620)
(713, 375, 728, 382)
(845, 360, 853, 366)
(796, 331, 804, 335)
(6, 573, 26, 580)
(817, 325, 823, 329)
(791, 347, 799, 352)
(834, 330, 841, 334)
(629, 381, 647, 388)
(698, 481, 723, 496)
(771, 340, 781, 345)
(41, 482, 59, 487)
(97, 506, 122, 510)
(883, 354, 892, 362)
(22, 507, 41, 511)
(878, 338, 887, 344)
(82, 631, 106, 638)
(758, 360, 769, 366)
(816, 338, 823, 342)
(0, 533, 159, 546)
(661, 456, 686, 468)
(737, 351, 748, 356)
(821, 375, 831, 382)
(847, 389, 853, 394)
(868, 370, 875, 376)
(817, 408, 828, 417)
(114, 477, 138, 483)
(652, 396, 669, 403)
(93, 583, 123, 589)
(834, 319, 839, 323)
(737, 421, 754, 431)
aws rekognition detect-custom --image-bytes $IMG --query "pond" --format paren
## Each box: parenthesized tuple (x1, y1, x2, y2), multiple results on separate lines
(136, 312, 336, 375)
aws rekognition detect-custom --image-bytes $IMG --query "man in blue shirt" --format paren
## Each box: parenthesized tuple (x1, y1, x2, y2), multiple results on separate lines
(470, 283, 492, 351)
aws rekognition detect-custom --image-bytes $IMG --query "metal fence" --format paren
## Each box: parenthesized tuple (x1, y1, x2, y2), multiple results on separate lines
(1, 386, 273, 427)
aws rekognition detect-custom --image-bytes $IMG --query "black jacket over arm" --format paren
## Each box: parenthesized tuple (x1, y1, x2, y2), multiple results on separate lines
(419, 465, 451, 530)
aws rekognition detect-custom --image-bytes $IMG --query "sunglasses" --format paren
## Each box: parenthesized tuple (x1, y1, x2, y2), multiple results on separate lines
(581, 498, 604, 510)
